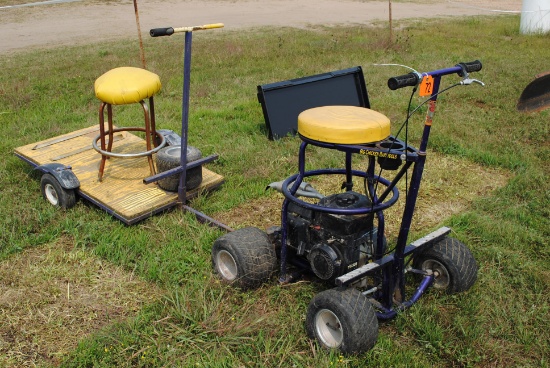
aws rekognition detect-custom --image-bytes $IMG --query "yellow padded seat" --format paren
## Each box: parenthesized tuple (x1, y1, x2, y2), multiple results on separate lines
(94, 67, 161, 105)
(298, 106, 391, 144)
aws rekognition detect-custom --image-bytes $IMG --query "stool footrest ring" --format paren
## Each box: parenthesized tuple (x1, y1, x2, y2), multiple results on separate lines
(92, 127, 166, 158)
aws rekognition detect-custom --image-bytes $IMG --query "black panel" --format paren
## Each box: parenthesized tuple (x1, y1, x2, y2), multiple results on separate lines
(257, 67, 370, 140)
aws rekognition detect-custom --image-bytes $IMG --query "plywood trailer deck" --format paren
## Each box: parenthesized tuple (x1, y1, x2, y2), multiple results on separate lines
(14, 125, 224, 224)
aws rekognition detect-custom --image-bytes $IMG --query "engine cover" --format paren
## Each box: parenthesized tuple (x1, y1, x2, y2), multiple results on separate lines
(308, 244, 341, 280)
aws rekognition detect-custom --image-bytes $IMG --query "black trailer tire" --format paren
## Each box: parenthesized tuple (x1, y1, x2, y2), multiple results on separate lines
(413, 237, 478, 293)
(306, 287, 378, 355)
(155, 145, 202, 192)
(40, 173, 76, 209)
(212, 227, 277, 290)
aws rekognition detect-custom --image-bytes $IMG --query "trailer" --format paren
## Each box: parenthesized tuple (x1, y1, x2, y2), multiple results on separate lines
(14, 125, 224, 225)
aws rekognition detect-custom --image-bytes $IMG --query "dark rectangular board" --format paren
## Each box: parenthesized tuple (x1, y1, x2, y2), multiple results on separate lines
(257, 66, 370, 140)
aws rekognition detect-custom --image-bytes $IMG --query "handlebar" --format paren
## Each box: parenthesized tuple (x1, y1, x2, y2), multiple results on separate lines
(387, 60, 482, 90)
(150, 23, 224, 37)
(456, 60, 482, 76)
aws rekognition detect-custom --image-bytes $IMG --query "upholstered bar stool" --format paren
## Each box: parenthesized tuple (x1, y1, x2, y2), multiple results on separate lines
(93, 67, 166, 181)
(298, 105, 391, 145)
(297, 105, 392, 191)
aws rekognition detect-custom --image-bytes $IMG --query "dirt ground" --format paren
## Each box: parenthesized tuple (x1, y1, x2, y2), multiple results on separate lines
(0, 0, 522, 54)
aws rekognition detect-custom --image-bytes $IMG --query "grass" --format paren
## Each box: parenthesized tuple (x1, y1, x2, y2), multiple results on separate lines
(0, 12, 549, 368)
(0, 238, 164, 365)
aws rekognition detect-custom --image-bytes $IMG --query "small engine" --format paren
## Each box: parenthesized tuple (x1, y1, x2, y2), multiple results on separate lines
(286, 191, 380, 282)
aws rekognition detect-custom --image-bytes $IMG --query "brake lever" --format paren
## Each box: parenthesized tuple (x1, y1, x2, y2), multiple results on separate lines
(460, 78, 485, 86)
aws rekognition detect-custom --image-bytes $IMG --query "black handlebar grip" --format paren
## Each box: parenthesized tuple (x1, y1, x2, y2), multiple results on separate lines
(456, 60, 482, 76)
(150, 27, 175, 37)
(387, 73, 421, 90)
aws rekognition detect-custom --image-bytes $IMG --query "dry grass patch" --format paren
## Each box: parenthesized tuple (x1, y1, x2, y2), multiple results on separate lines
(214, 152, 511, 236)
(0, 237, 165, 367)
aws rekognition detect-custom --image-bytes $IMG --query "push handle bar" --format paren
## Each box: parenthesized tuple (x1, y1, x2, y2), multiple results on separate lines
(150, 23, 224, 37)
(387, 60, 482, 90)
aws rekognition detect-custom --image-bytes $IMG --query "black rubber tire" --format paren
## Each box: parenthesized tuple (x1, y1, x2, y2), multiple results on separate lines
(155, 145, 202, 192)
(306, 287, 379, 355)
(212, 227, 277, 290)
(40, 173, 76, 209)
(413, 236, 478, 293)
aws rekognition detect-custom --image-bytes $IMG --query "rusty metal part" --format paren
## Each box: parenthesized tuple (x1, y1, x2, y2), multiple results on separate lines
(517, 71, 550, 112)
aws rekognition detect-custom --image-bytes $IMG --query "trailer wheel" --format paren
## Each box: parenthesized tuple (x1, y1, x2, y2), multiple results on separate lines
(212, 227, 277, 290)
(306, 287, 378, 355)
(155, 145, 202, 192)
(40, 173, 76, 209)
(413, 237, 478, 293)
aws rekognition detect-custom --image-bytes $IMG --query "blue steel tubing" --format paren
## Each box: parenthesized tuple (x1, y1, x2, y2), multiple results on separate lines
(279, 198, 289, 282)
(365, 156, 387, 259)
(300, 135, 420, 160)
(376, 160, 413, 204)
(178, 31, 193, 203)
(344, 151, 353, 191)
(279, 147, 305, 282)
(375, 211, 386, 259)
(376, 274, 434, 320)
(424, 65, 464, 79)
(388, 67, 451, 305)
(281, 171, 399, 214)
(298, 140, 307, 176)
(393, 156, 426, 298)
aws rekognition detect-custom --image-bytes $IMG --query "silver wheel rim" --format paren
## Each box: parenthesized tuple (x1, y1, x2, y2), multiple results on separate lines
(44, 183, 59, 206)
(165, 146, 181, 158)
(422, 259, 450, 289)
(216, 250, 238, 281)
(315, 308, 343, 348)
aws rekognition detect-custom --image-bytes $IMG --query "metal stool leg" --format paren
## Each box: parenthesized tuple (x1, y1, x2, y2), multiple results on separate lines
(149, 96, 157, 146)
(140, 100, 156, 177)
(98, 102, 108, 182)
(96, 98, 161, 182)
(106, 104, 115, 153)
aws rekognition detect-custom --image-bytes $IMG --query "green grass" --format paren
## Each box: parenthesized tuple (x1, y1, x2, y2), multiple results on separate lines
(0, 14, 549, 367)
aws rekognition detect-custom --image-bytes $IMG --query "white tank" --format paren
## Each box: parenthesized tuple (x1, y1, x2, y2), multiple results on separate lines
(520, 0, 550, 34)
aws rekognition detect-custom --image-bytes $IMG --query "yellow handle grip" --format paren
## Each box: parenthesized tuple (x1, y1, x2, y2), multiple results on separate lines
(173, 23, 224, 33)
(202, 23, 224, 30)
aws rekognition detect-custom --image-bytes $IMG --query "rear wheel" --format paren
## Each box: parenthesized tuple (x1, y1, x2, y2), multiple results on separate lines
(212, 227, 277, 290)
(306, 287, 378, 355)
(40, 173, 76, 209)
(413, 237, 478, 293)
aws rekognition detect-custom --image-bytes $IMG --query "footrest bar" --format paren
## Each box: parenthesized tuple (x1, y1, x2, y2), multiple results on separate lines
(335, 227, 451, 286)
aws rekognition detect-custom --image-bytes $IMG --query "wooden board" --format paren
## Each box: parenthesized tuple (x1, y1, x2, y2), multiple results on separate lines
(14, 125, 224, 224)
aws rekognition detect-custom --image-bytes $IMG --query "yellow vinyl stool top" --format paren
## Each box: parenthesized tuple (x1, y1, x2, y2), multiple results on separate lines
(298, 106, 391, 144)
(94, 67, 161, 105)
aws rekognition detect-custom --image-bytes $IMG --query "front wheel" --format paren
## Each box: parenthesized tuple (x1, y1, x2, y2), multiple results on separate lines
(306, 287, 378, 355)
(413, 236, 478, 293)
(212, 227, 277, 290)
(40, 173, 76, 209)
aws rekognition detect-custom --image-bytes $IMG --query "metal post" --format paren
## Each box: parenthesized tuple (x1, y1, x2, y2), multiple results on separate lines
(178, 31, 193, 204)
